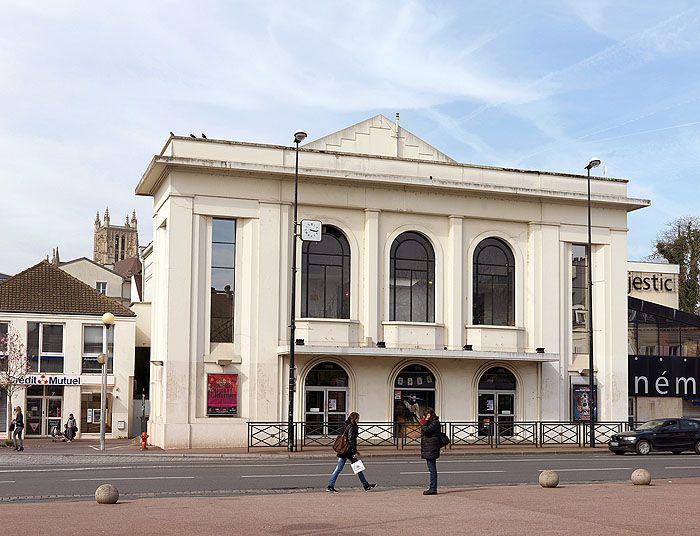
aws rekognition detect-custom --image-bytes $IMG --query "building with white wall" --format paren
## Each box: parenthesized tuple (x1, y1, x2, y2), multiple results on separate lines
(136, 115, 649, 449)
(0, 261, 136, 438)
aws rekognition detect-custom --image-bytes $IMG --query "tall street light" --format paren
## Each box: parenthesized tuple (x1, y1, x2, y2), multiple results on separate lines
(585, 158, 600, 448)
(287, 129, 307, 452)
(98, 312, 115, 451)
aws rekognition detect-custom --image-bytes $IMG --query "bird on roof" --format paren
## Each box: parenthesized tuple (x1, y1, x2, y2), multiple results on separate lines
(189, 134, 196, 139)
(201, 133, 207, 139)
(169, 131, 174, 136)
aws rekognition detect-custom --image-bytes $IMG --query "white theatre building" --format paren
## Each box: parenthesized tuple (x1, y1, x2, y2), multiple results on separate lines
(136, 115, 649, 449)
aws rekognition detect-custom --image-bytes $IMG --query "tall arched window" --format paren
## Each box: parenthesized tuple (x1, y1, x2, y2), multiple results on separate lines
(390, 232, 435, 322)
(302, 226, 350, 319)
(473, 238, 515, 326)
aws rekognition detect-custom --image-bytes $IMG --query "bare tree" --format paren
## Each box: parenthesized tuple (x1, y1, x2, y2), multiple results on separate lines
(0, 326, 30, 436)
(651, 216, 700, 314)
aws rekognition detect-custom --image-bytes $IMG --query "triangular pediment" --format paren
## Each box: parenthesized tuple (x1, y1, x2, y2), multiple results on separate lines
(304, 114, 455, 163)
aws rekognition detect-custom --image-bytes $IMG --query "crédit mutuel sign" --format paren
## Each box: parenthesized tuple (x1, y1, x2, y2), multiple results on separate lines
(17, 374, 81, 385)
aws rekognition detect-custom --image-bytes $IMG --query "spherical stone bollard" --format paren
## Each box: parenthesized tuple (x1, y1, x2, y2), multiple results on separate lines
(631, 469, 651, 486)
(539, 470, 559, 488)
(95, 483, 119, 504)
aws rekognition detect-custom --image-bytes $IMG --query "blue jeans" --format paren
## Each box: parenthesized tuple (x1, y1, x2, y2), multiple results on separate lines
(12, 427, 23, 449)
(328, 457, 369, 488)
(426, 458, 437, 491)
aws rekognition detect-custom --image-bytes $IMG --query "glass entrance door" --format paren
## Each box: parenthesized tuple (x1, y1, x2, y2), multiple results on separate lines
(26, 397, 43, 436)
(478, 390, 516, 436)
(304, 388, 347, 436)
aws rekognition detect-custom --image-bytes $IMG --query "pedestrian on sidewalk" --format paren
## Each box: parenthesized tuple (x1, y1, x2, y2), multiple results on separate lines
(327, 412, 376, 493)
(420, 407, 440, 495)
(12, 406, 24, 451)
(65, 413, 77, 442)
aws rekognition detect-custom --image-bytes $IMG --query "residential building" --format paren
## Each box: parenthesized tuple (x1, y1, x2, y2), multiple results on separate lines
(0, 261, 136, 437)
(136, 115, 649, 449)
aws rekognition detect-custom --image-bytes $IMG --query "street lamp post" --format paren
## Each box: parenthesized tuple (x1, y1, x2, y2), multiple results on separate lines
(287, 130, 307, 452)
(585, 158, 601, 448)
(98, 312, 115, 451)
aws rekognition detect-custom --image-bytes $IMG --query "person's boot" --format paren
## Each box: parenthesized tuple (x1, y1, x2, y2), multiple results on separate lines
(18, 446, 24, 452)
(422, 489, 437, 495)
(326, 486, 339, 493)
(364, 483, 376, 491)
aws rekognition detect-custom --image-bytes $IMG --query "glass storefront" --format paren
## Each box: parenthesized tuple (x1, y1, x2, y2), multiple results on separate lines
(81, 392, 112, 434)
(25, 385, 63, 437)
(304, 362, 348, 436)
(478, 367, 516, 435)
(393, 364, 436, 424)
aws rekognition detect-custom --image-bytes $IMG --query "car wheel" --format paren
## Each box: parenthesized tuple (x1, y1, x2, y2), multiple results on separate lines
(636, 439, 651, 455)
(613, 451, 625, 455)
(695, 439, 700, 455)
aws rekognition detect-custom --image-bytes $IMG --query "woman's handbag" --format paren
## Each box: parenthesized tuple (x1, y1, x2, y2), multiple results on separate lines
(439, 431, 450, 448)
(332, 425, 351, 455)
(350, 459, 366, 474)
(9, 422, 15, 432)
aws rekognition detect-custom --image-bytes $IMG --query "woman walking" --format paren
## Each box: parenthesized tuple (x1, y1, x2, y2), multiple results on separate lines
(327, 412, 376, 493)
(12, 406, 24, 452)
(420, 407, 440, 495)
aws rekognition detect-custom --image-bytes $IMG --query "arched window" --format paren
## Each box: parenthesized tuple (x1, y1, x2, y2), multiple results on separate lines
(477, 366, 517, 436)
(390, 232, 435, 322)
(393, 364, 436, 424)
(302, 226, 350, 319)
(473, 238, 515, 326)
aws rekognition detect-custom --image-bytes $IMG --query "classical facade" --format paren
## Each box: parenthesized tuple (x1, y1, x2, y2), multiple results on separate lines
(136, 115, 649, 449)
(94, 208, 139, 265)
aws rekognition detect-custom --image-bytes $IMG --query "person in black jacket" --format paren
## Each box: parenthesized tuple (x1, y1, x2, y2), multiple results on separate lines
(420, 407, 440, 495)
(326, 412, 376, 493)
(12, 406, 24, 451)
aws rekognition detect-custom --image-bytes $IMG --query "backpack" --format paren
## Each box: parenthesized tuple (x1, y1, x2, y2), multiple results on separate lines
(332, 424, 351, 455)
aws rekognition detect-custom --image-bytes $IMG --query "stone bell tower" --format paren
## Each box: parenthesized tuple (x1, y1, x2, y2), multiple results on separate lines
(93, 207, 139, 265)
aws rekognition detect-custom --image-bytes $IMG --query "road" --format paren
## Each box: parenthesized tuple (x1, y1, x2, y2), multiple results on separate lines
(1, 452, 699, 501)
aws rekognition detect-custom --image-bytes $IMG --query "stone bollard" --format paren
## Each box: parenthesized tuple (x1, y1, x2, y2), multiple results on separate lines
(631, 469, 651, 486)
(539, 470, 559, 488)
(95, 483, 120, 504)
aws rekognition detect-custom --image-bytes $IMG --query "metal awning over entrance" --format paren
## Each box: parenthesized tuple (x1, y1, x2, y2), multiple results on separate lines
(277, 346, 559, 362)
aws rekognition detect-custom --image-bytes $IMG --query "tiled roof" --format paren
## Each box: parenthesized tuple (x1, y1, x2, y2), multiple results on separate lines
(0, 260, 135, 317)
(113, 256, 142, 278)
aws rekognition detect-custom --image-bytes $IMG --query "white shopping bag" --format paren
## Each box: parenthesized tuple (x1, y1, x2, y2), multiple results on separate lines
(350, 459, 365, 474)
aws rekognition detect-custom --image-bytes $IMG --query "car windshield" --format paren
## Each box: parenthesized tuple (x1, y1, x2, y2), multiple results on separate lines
(636, 420, 666, 431)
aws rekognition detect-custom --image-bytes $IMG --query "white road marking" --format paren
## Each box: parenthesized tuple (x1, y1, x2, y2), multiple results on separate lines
(241, 473, 357, 478)
(664, 466, 700, 470)
(400, 470, 506, 475)
(538, 467, 632, 472)
(69, 476, 196, 481)
(0, 481, 16, 484)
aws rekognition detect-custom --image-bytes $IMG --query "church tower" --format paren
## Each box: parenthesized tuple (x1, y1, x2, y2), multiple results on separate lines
(93, 207, 139, 265)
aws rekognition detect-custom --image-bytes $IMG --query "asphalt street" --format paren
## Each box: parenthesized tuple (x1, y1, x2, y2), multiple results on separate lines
(1, 451, 700, 501)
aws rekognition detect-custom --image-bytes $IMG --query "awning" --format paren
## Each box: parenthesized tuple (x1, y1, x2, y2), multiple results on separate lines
(278, 345, 559, 363)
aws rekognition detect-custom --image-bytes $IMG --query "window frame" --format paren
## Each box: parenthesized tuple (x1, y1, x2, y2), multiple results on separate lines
(96, 282, 107, 295)
(389, 231, 436, 323)
(81, 324, 114, 374)
(27, 322, 65, 373)
(210, 218, 236, 344)
(301, 225, 351, 319)
(472, 237, 515, 326)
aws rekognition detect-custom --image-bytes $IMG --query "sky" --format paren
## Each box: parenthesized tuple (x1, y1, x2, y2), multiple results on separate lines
(1, 0, 700, 275)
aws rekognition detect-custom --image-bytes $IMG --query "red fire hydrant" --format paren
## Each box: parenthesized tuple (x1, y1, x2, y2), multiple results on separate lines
(140, 431, 149, 450)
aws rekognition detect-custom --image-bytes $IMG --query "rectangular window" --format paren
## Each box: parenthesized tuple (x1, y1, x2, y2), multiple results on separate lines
(82, 325, 114, 374)
(96, 282, 107, 294)
(571, 244, 589, 356)
(81, 392, 112, 433)
(210, 218, 236, 343)
(26, 322, 64, 373)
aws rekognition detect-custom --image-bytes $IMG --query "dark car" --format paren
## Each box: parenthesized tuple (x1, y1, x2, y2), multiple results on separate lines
(608, 418, 700, 455)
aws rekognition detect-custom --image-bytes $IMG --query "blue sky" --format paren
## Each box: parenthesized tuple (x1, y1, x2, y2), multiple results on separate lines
(1, 0, 699, 275)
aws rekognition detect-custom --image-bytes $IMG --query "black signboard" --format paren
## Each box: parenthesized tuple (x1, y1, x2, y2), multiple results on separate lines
(629, 356, 700, 397)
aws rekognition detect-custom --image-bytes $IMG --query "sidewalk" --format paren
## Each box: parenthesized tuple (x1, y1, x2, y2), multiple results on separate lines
(2, 477, 697, 535)
(1, 438, 604, 458)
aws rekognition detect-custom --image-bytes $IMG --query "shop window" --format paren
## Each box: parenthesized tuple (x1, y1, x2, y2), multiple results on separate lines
(473, 238, 515, 326)
(305, 362, 349, 436)
(302, 226, 351, 319)
(390, 232, 435, 323)
(393, 364, 436, 424)
(81, 392, 112, 434)
(27, 322, 64, 373)
(82, 325, 114, 374)
(210, 218, 236, 343)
